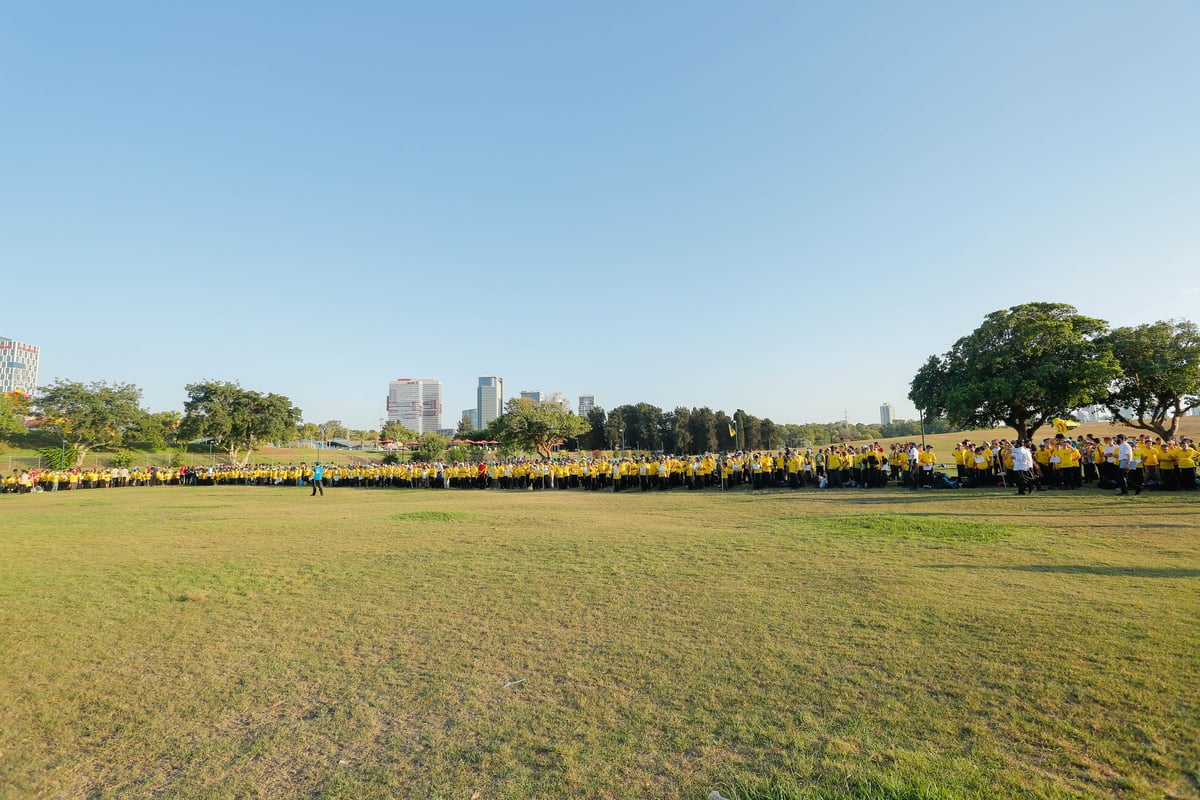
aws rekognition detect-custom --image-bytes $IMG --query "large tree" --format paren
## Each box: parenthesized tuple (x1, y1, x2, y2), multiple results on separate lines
(687, 407, 719, 454)
(495, 397, 591, 459)
(35, 379, 147, 465)
(1, 390, 31, 441)
(411, 432, 450, 463)
(909, 302, 1120, 441)
(1102, 319, 1200, 441)
(581, 406, 608, 451)
(180, 380, 301, 465)
(603, 408, 625, 451)
(380, 420, 417, 444)
(666, 407, 692, 454)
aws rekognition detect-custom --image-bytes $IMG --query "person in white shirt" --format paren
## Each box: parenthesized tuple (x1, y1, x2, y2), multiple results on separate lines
(1011, 440, 1035, 495)
(1116, 434, 1141, 496)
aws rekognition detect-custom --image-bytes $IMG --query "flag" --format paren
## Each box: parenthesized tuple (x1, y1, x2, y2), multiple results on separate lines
(1052, 417, 1080, 434)
(728, 422, 737, 438)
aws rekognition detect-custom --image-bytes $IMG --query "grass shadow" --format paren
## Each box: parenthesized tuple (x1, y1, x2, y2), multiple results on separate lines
(922, 564, 1200, 578)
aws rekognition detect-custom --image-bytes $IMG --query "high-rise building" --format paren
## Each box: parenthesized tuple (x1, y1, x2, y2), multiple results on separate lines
(544, 392, 571, 413)
(0, 337, 39, 396)
(460, 409, 479, 430)
(578, 394, 595, 416)
(477, 376, 503, 428)
(386, 378, 442, 434)
(880, 402, 895, 426)
(519, 390, 544, 403)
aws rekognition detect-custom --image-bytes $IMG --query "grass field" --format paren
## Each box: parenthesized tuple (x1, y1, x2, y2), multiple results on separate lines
(2, 484, 1198, 799)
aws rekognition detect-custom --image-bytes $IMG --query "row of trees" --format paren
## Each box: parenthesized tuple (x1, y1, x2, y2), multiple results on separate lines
(458, 398, 957, 458)
(3, 380, 306, 466)
(909, 303, 1199, 441)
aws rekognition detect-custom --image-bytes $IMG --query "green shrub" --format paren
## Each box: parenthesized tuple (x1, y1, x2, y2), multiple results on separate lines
(108, 451, 136, 468)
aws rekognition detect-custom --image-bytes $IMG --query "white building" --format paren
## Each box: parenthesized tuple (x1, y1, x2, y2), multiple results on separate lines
(477, 376, 503, 428)
(1076, 405, 1109, 424)
(545, 392, 571, 413)
(0, 337, 39, 396)
(578, 394, 595, 416)
(879, 402, 894, 426)
(386, 378, 442, 434)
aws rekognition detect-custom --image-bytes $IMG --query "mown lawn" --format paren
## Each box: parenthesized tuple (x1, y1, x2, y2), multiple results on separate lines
(1, 486, 1197, 799)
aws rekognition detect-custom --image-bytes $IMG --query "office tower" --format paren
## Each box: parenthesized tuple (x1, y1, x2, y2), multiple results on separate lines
(578, 394, 595, 416)
(519, 390, 544, 403)
(880, 402, 894, 426)
(386, 378, 442, 434)
(477, 376, 503, 427)
(0, 337, 39, 395)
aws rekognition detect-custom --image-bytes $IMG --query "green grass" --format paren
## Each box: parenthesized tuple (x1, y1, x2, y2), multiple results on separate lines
(1, 486, 1198, 799)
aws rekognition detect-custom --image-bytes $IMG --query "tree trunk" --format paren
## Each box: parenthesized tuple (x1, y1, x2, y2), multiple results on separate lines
(1111, 408, 1178, 442)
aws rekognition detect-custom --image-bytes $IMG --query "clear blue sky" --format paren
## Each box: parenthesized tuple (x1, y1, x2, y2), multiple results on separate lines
(3, 1, 1197, 430)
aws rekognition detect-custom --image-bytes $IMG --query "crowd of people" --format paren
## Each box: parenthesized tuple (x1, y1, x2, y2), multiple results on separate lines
(4, 432, 1196, 495)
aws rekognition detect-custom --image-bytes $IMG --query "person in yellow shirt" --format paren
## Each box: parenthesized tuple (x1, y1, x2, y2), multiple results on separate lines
(825, 449, 842, 489)
(1179, 438, 1198, 491)
(918, 446, 937, 487)
(1159, 440, 1179, 490)
(954, 442, 972, 484)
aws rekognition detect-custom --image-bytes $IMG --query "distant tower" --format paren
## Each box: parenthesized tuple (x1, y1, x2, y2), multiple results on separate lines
(386, 378, 442, 434)
(578, 394, 595, 416)
(0, 337, 39, 395)
(477, 376, 503, 427)
(880, 402, 895, 426)
(520, 390, 544, 403)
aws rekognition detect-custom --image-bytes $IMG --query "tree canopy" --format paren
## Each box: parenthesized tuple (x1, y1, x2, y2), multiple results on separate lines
(495, 397, 591, 459)
(179, 380, 301, 465)
(1, 391, 31, 440)
(411, 432, 450, 462)
(1102, 319, 1200, 441)
(380, 420, 416, 444)
(909, 302, 1120, 441)
(34, 380, 147, 465)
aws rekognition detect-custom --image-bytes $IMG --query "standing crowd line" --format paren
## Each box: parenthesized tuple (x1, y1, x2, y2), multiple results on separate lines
(5, 433, 1196, 496)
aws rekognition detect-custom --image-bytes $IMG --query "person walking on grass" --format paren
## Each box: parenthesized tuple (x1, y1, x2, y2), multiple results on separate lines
(311, 462, 325, 497)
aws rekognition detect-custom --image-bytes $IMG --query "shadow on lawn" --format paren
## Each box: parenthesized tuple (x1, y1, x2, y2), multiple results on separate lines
(921, 564, 1200, 578)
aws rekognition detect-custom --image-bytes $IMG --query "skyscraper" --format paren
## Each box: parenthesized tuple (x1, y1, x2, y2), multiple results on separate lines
(880, 402, 895, 426)
(477, 376, 503, 428)
(519, 390, 544, 403)
(0, 337, 39, 396)
(578, 394, 595, 416)
(386, 378, 442, 434)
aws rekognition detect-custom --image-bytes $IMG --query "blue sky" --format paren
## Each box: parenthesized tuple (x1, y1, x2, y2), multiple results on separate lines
(3, 1, 1197, 429)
